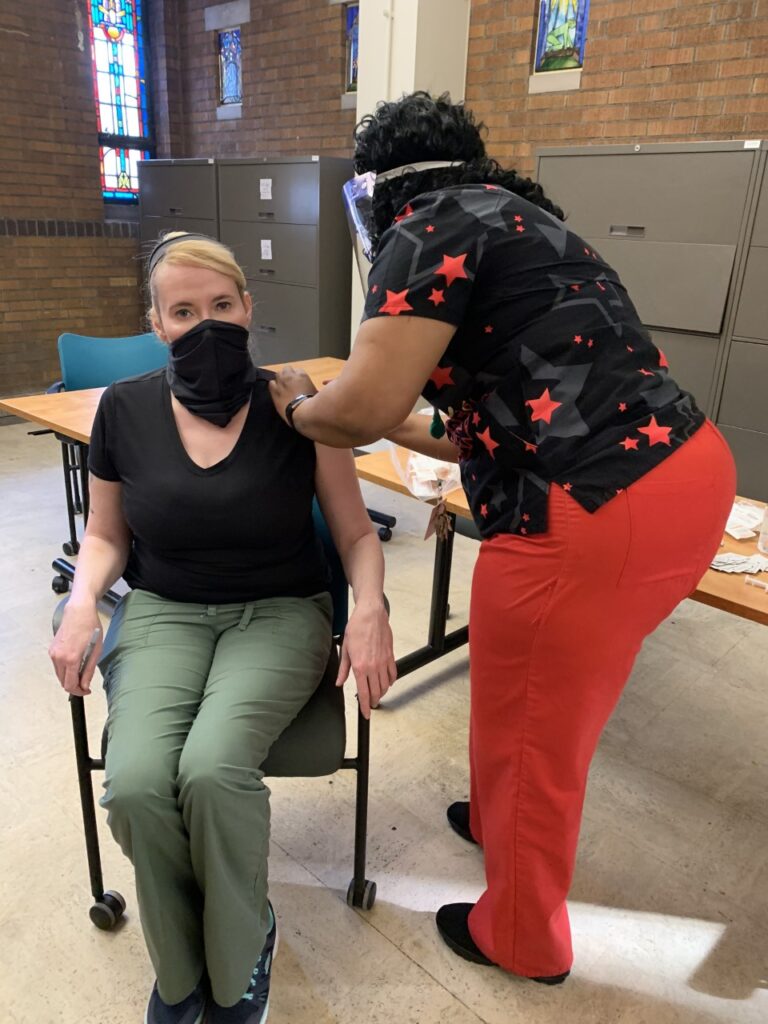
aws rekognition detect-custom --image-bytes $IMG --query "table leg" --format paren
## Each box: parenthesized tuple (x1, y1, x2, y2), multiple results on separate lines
(396, 512, 469, 679)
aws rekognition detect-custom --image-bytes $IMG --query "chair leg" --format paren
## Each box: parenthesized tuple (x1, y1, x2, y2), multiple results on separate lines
(70, 443, 83, 515)
(346, 707, 376, 910)
(69, 695, 126, 931)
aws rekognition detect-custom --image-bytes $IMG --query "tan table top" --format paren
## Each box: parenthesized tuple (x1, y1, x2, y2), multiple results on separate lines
(356, 449, 768, 627)
(0, 357, 346, 445)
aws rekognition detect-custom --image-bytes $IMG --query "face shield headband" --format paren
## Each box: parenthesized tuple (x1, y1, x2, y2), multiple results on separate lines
(342, 160, 465, 287)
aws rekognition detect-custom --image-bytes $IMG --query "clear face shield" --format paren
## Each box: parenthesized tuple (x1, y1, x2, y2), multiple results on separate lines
(342, 161, 465, 290)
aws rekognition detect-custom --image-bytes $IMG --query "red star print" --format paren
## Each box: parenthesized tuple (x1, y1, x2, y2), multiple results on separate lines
(472, 411, 481, 426)
(570, 284, 581, 292)
(626, 345, 634, 352)
(516, 225, 525, 233)
(596, 281, 606, 291)
(562, 482, 572, 492)
(477, 427, 500, 458)
(436, 253, 468, 287)
(658, 349, 669, 369)
(584, 247, 590, 255)
(587, 338, 594, 348)
(471, 474, 477, 482)
(522, 513, 531, 522)
(370, 284, 379, 294)
(426, 224, 435, 233)
(526, 387, 562, 424)
(574, 334, 583, 344)
(480, 503, 489, 517)
(618, 402, 628, 412)
(524, 442, 538, 453)
(619, 436, 639, 451)
(394, 203, 414, 222)
(484, 184, 499, 191)
(380, 289, 413, 316)
(520, 527, 528, 535)
(514, 215, 523, 222)
(616, 488, 624, 495)
(429, 365, 455, 390)
(484, 325, 493, 334)
(638, 415, 672, 446)
(638, 368, 655, 377)
(428, 288, 445, 307)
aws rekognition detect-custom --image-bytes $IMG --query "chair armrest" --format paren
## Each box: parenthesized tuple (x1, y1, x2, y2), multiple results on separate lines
(47, 380, 64, 394)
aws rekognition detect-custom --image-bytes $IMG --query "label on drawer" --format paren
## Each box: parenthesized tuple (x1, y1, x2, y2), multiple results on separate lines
(260, 239, 273, 260)
(259, 178, 272, 200)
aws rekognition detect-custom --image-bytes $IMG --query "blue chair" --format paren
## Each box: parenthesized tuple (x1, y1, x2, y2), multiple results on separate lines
(47, 333, 168, 571)
(53, 502, 376, 931)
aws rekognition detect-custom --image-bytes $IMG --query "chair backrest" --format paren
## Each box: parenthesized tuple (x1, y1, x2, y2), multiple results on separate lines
(58, 332, 168, 392)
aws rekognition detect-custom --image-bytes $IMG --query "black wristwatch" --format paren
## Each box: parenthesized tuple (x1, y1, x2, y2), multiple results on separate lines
(285, 393, 314, 428)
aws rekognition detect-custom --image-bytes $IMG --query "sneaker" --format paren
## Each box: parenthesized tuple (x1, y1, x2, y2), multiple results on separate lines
(145, 980, 206, 1024)
(208, 902, 278, 1024)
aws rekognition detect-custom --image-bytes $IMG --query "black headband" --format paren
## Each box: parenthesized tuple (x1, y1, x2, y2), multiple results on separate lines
(147, 233, 216, 277)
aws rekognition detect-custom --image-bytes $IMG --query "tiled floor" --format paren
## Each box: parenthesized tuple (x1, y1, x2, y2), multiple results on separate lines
(1, 422, 766, 1023)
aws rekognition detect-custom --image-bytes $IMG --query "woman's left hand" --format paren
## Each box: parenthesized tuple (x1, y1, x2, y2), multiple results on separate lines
(269, 367, 318, 425)
(337, 597, 397, 719)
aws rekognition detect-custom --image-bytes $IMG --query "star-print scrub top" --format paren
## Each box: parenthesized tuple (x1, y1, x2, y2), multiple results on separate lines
(362, 183, 705, 539)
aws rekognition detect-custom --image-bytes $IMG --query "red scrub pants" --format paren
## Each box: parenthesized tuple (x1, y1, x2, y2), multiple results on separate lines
(466, 421, 736, 978)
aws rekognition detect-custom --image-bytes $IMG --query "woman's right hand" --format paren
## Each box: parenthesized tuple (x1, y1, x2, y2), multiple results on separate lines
(48, 601, 103, 697)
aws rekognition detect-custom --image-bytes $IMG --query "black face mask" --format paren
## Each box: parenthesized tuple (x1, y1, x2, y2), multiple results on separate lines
(166, 319, 256, 427)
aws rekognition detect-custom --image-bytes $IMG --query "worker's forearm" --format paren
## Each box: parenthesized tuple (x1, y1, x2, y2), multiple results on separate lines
(385, 413, 460, 463)
(68, 535, 130, 607)
(292, 385, 392, 448)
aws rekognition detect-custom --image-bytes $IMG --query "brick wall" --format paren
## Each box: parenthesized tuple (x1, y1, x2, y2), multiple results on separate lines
(465, 0, 768, 178)
(175, 0, 357, 158)
(0, 1, 142, 399)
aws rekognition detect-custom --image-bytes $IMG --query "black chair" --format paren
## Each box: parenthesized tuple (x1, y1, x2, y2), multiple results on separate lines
(53, 506, 377, 931)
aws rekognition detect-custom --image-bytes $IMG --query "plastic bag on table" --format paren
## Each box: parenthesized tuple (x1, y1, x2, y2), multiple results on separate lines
(388, 410, 461, 500)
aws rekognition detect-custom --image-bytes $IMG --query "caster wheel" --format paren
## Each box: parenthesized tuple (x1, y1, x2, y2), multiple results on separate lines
(378, 528, 392, 542)
(89, 890, 126, 931)
(63, 541, 80, 556)
(347, 878, 377, 910)
(52, 575, 70, 595)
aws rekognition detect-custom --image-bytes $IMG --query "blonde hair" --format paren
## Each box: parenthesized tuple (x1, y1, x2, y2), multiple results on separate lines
(148, 231, 247, 314)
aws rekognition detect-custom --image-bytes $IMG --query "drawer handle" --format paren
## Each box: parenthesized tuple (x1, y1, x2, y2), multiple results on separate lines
(169, 207, 184, 215)
(258, 211, 275, 219)
(258, 268, 276, 275)
(610, 224, 645, 237)
(257, 325, 277, 333)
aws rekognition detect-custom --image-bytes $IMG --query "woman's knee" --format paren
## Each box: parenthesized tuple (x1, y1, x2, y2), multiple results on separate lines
(101, 756, 176, 826)
(177, 746, 266, 809)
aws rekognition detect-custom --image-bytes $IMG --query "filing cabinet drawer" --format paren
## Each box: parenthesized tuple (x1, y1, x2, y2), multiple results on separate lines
(221, 221, 318, 288)
(649, 330, 719, 415)
(219, 162, 320, 225)
(715, 425, 768, 503)
(139, 215, 217, 245)
(248, 281, 319, 364)
(596, 238, 736, 334)
(717, 340, 768, 433)
(139, 162, 217, 219)
(751, 166, 768, 247)
(539, 151, 751, 245)
(734, 245, 768, 342)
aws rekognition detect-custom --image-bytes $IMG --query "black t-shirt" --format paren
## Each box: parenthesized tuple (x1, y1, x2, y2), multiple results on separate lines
(88, 369, 329, 604)
(363, 184, 705, 538)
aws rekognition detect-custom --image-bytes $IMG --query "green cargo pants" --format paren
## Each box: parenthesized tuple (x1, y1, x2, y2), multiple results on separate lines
(98, 588, 333, 1007)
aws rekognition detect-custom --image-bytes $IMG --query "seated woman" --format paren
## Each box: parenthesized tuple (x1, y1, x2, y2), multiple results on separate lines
(49, 232, 396, 1024)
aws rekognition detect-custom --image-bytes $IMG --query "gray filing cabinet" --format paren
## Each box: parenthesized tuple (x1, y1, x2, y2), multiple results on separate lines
(137, 156, 352, 364)
(138, 158, 218, 243)
(537, 141, 768, 500)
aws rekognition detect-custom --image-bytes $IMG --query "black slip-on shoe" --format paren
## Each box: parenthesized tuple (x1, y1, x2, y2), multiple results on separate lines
(145, 981, 206, 1024)
(446, 801, 479, 845)
(435, 902, 570, 986)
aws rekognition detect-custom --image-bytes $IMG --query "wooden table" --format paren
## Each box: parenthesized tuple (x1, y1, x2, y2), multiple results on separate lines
(357, 448, 768, 629)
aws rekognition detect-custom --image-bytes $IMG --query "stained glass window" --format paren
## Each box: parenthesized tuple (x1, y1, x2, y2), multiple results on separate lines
(534, 1, 591, 74)
(345, 3, 359, 93)
(219, 29, 243, 105)
(87, 0, 152, 201)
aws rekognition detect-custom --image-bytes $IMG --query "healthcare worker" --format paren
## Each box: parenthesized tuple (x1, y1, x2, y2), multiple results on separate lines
(270, 92, 736, 984)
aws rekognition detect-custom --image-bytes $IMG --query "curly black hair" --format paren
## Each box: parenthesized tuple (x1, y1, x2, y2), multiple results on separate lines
(354, 92, 565, 252)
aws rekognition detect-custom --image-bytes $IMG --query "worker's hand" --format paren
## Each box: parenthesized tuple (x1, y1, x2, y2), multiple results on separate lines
(48, 601, 103, 698)
(337, 597, 397, 719)
(269, 367, 318, 425)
